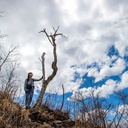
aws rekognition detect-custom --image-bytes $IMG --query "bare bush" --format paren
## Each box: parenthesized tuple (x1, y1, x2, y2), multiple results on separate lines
(71, 89, 126, 128)
(0, 62, 20, 99)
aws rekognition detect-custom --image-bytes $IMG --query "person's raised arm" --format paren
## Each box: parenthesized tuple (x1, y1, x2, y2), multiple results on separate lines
(32, 75, 43, 81)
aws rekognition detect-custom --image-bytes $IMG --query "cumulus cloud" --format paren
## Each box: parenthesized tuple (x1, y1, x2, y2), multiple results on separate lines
(69, 79, 117, 100)
(98, 58, 125, 82)
(70, 69, 128, 100)
(118, 71, 128, 90)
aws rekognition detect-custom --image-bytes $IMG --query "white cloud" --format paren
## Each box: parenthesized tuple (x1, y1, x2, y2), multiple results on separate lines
(69, 79, 118, 100)
(0, 0, 128, 99)
(70, 69, 128, 100)
(99, 79, 118, 97)
(97, 58, 125, 82)
(118, 71, 128, 90)
(88, 57, 125, 82)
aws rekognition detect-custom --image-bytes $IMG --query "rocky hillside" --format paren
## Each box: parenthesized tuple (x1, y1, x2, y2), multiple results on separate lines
(0, 92, 75, 128)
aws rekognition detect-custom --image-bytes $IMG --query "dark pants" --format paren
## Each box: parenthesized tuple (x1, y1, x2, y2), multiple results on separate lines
(25, 88, 34, 106)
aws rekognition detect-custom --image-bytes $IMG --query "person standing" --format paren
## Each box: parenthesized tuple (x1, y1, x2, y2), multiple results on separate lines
(24, 72, 43, 109)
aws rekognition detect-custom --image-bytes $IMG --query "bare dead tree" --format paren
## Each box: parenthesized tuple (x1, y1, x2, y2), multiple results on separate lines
(34, 27, 65, 108)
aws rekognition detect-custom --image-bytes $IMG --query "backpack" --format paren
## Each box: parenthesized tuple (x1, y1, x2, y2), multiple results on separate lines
(26, 80, 32, 89)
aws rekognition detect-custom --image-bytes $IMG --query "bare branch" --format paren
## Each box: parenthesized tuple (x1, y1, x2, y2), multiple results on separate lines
(0, 46, 17, 71)
(59, 84, 65, 111)
(39, 29, 53, 45)
(41, 52, 46, 82)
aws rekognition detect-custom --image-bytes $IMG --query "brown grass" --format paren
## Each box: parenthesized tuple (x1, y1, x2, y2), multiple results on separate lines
(0, 92, 75, 128)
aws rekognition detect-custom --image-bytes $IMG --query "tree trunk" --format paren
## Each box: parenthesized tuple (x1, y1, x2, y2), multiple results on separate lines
(34, 83, 47, 107)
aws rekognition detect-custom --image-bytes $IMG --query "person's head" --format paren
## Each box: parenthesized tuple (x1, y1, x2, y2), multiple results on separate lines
(27, 72, 33, 78)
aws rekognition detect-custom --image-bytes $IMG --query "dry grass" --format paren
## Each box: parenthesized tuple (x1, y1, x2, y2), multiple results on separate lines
(0, 92, 31, 128)
(0, 92, 75, 128)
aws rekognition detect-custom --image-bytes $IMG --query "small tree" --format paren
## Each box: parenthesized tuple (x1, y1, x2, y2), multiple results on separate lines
(34, 27, 65, 108)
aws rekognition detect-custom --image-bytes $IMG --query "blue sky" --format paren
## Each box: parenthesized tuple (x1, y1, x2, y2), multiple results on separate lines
(0, 0, 128, 120)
